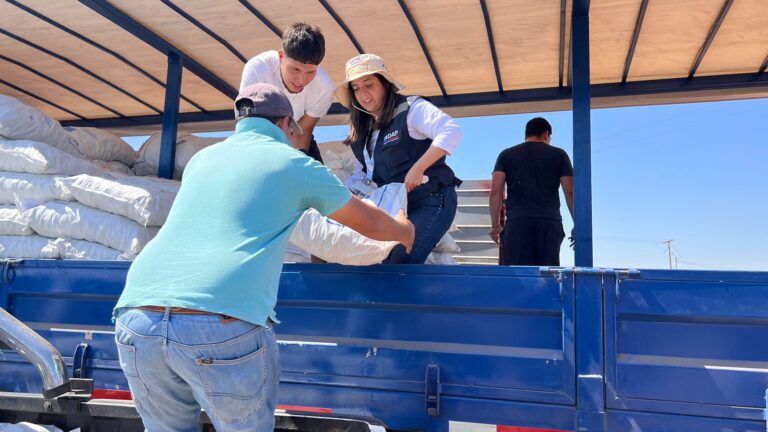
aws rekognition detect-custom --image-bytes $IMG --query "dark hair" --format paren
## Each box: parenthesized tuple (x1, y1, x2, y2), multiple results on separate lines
(525, 117, 552, 138)
(282, 22, 325, 65)
(343, 75, 399, 145)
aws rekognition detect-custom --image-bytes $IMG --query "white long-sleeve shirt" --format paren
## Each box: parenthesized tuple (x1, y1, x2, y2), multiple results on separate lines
(344, 96, 462, 187)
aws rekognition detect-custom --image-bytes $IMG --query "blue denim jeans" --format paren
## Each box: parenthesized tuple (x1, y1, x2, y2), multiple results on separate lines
(386, 185, 458, 264)
(115, 308, 279, 432)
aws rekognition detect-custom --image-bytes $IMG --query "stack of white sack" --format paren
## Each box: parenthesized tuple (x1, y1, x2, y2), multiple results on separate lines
(0, 139, 96, 259)
(0, 95, 156, 260)
(23, 201, 158, 256)
(289, 183, 408, 265)
(0, 95, 83, 157)
(133, 132, 221, 179)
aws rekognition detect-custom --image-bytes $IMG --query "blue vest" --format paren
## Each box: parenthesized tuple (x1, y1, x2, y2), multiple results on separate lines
(351, 96, 459, 199)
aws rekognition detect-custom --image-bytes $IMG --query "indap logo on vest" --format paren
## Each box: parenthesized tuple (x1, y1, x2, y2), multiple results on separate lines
(383, 130, 400, 146)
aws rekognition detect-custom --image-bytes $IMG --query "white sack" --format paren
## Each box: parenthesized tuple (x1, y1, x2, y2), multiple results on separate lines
(25, 202, 158, 255)
(0, 205, 32, 235)
(318, 141, 359, 183)
(0, 95, 83, 157)
(91, 160, 133, 176)
(133, 132, 220, 179)
(433, 232, 460, 253)
(60, 174, 178, 226)
(55, 238, 133, 261)
(283, 251, 312, 263)
(0, 140, 104, 176)
(0, 235, 59, 259)
(289, 183, 408, 266)
(0, 171, 72, 204)
(426, 252, 459, 265)
(65, 127, 135, 166)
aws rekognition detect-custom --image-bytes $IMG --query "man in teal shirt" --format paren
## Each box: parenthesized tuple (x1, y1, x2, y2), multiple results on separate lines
(114, 83, 414, 432)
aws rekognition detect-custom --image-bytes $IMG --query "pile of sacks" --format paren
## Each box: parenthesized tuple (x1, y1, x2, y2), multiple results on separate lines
(0, 94, 180, 260)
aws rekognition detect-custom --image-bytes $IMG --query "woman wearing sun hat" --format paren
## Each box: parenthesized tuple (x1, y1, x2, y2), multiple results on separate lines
(336, 53, 463, 264)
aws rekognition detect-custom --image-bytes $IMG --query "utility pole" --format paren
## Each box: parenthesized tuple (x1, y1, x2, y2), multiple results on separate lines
(662, 239, 674, 269)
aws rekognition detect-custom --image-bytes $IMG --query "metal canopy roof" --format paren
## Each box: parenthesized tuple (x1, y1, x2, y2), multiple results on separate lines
(1, 0, 767, 133)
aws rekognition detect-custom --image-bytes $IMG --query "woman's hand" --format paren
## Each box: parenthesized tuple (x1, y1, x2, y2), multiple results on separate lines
(404, 165, 426, 192)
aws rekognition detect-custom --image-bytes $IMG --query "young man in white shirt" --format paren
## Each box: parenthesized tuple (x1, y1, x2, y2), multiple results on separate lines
(240, 22, 334, 163)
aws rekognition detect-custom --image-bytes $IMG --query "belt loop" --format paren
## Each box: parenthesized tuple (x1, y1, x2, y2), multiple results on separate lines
(162, 307, 171, 321)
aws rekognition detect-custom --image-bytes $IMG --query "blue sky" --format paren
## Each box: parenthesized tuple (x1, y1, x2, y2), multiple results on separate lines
(125, 98, 768, 271)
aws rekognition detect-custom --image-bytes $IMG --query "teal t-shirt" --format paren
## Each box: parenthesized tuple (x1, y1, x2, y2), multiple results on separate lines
(115, 118, 352, 325)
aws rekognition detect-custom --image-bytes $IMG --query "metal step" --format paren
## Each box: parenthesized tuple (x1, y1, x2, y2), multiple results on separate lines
(449, 180, 496, 264)
(453, 240, 499, 258)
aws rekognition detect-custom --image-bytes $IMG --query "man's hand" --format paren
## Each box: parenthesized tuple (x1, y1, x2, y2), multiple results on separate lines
(489, 225, 502, 244)
(288, 130, 310, 152)
(404, 165, 425, 192)
(396, 209, 415, 253)
(568, 227, 575, 249)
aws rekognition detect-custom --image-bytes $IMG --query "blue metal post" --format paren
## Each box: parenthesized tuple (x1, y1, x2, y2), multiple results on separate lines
(572, 0, 594, 267)
(158, 53, 182, 179)
(574, 269, 606, 431)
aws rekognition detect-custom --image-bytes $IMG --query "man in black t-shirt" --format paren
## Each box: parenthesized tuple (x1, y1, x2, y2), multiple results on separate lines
(489, 117, 574, 266)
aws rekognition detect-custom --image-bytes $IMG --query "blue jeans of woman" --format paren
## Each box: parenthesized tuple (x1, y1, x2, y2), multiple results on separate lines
(114, 308, 279, 432)
(386, 185, 458, 264)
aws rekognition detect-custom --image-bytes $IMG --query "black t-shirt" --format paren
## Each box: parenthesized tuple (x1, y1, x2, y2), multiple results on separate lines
(493, 141, 573, 220)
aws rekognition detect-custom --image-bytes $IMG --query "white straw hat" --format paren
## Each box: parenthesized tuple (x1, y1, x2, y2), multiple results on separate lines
(334, 54, 405, 108)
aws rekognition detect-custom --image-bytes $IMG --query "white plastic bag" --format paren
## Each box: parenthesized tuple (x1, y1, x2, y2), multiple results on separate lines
(25, 202, 158, 254)
(0, 205, 32, 235)
(367, 183, 408, 217)
(133, 132, 220, 179)
(0, 171, 72, 204)
(288, 183, 407, 265)
(55, 238, 134, 261)
(65, 127, 135, 166)
(0, 140, 104, 176)
(0, 95, 83, 157)
(60, 174, 178, 226)
(425, 252, 459, 265)
(0, 235, 59, 259)
(433, 232, 460, 253)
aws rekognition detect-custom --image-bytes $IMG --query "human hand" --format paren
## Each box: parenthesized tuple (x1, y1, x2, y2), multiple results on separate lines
(568, 227, 575, 249)
(489, 225, 502, 244)
(396, 209, 415, 253)
(288, 130, 309, 152)
(404, 165, 425, 192)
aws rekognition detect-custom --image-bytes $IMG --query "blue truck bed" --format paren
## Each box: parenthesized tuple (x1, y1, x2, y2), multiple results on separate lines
(1, 260, 767, 431)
